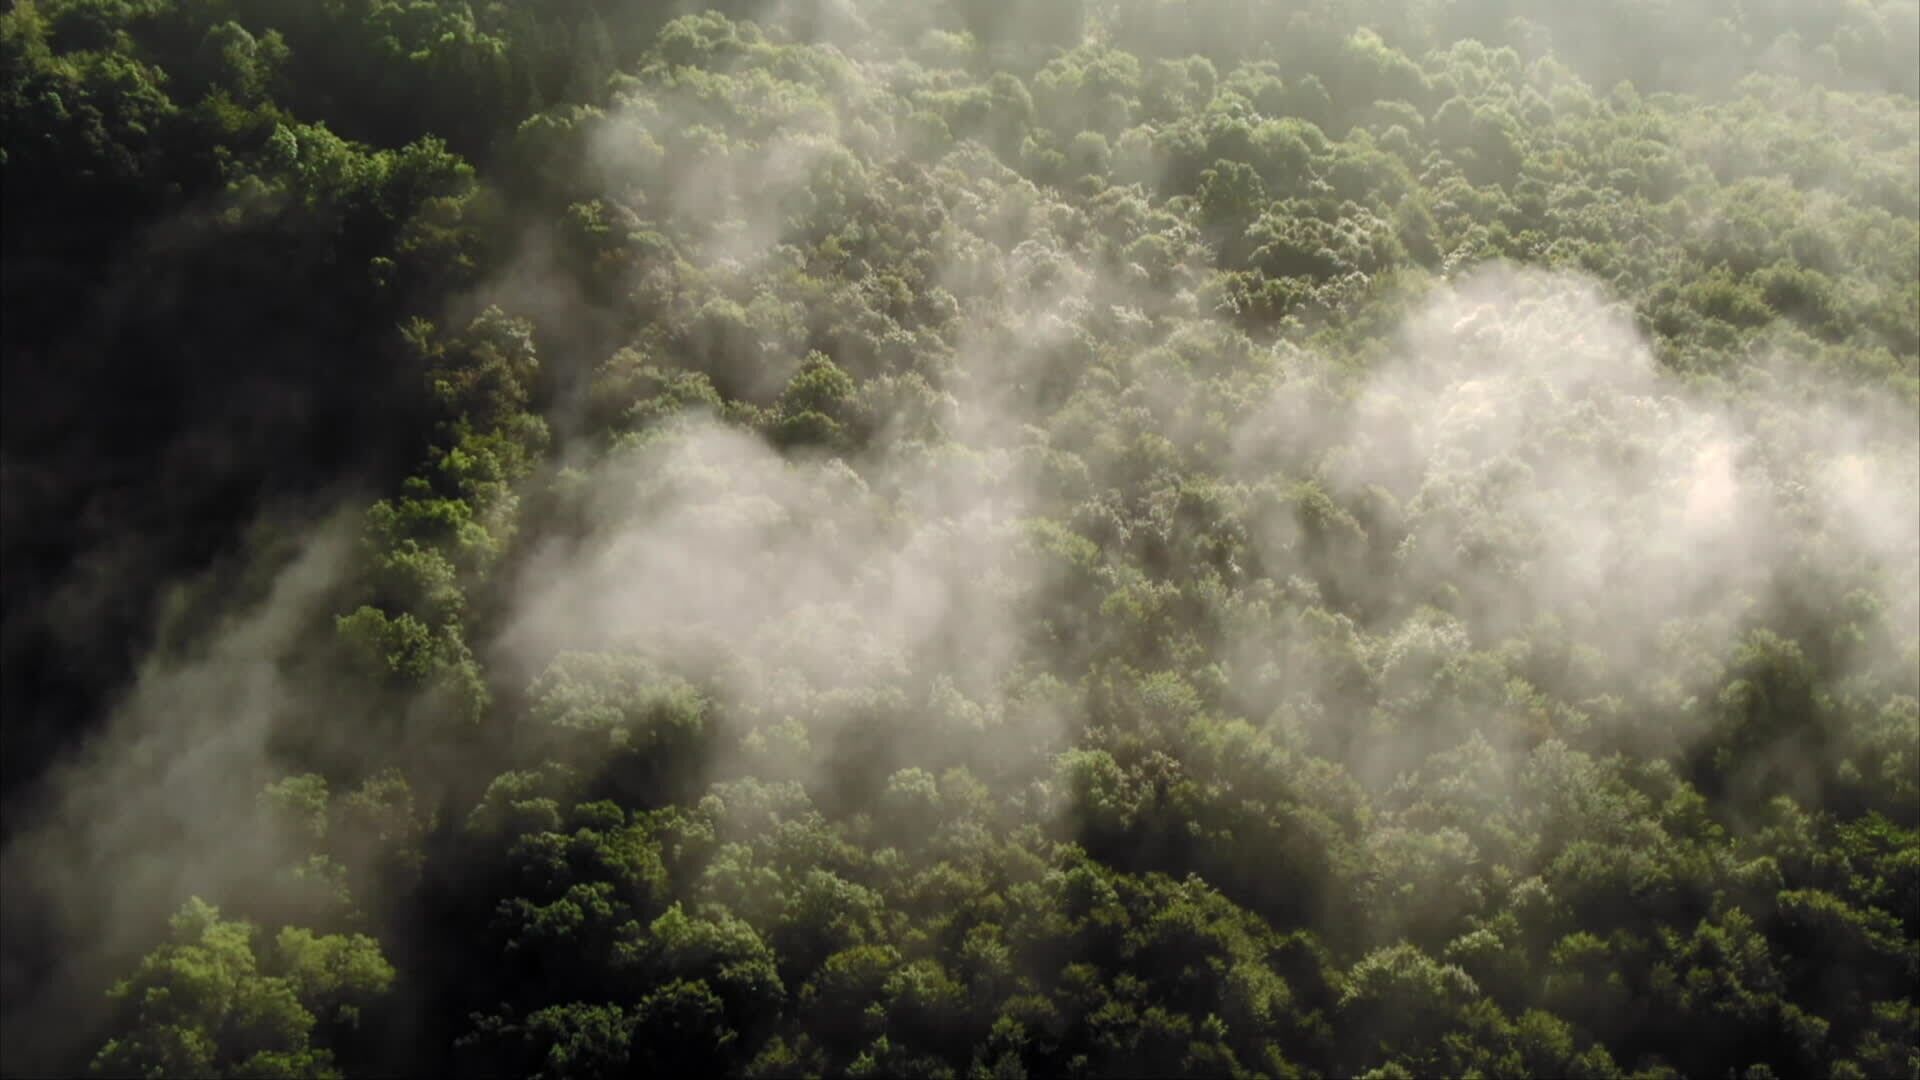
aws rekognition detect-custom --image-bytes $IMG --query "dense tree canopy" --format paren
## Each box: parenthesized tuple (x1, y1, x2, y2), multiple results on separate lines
(1, 0, 1916, 1077)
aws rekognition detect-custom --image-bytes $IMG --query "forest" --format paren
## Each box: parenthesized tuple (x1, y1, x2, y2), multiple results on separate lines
(0, 0, 1916, 1076)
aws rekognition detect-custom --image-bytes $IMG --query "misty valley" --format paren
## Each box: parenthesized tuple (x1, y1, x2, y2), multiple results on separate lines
(1, 0, 1916, 1078)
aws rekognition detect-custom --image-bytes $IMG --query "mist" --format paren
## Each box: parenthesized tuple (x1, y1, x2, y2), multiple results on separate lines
(4, 0, 1917, 1076)
(0, 511, 363, 1072)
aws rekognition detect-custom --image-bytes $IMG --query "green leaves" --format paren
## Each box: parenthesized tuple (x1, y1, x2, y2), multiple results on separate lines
(271, 928, 395, 1032)
(91, 900, 393, 1079)
(531, 653, 708, 753)
(27, 3, 1920, 1080)
(1339, 944, 1480, 1073)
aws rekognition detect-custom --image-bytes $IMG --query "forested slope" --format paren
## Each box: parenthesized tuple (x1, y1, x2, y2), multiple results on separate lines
(1, 0, 1916, 1077)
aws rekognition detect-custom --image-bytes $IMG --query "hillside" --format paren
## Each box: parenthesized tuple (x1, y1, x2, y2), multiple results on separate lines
(1, 1, 1917, 1077)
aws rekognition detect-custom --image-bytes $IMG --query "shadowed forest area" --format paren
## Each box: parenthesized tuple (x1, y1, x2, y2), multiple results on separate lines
(1, 0, 1917, 1076)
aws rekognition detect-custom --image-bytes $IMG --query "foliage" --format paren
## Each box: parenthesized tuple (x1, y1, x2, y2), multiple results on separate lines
(3, 0, 1915, 1077)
